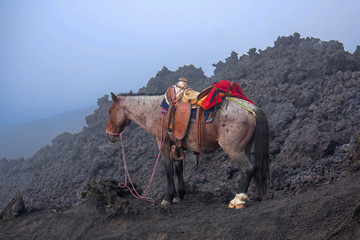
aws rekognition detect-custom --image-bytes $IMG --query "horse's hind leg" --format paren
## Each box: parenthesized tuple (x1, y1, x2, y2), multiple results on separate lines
(173, 160, 185, 202)
(232, 154, 255, 208)
(230, 151, 255, 209)
(220, 142, 255, 209)
(237, 146, 255, 193)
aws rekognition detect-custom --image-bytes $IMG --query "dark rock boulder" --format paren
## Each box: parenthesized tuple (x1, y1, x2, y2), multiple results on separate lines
(348, 131, 360, 173)
(80, 179, 143, 217)
(1, 193, 25, 221)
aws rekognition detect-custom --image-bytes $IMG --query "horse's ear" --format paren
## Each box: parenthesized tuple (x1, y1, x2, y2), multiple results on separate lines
(111, 92, 118, 102)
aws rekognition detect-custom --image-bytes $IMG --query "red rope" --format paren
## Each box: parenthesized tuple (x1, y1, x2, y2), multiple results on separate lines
(118, 115, 166, 203)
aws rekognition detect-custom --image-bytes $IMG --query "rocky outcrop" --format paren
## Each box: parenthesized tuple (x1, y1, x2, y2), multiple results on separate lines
(80, 179, 143, 218)
(1, 193, 25, 221)
(348, 131, 360, 173)
(1, 33, 359, 210)
(138, 65, 209, 93)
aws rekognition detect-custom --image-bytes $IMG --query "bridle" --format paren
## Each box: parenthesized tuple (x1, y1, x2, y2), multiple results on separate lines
(106, 120, 130, 136)
(106, 129, 121, 136)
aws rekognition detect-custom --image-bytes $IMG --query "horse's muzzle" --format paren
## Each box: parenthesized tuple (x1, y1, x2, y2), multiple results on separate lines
(107, 133, 118, 142)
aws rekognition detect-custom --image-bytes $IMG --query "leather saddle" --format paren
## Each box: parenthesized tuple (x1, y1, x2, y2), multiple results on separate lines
(165, 86, 202, 161)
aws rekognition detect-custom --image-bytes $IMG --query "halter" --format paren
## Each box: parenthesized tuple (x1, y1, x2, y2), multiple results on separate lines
(106, 120, 130, 136)
(106, 129, 121, 136)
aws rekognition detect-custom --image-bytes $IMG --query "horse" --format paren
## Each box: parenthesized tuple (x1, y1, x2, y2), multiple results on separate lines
(106, 92, 269, 209)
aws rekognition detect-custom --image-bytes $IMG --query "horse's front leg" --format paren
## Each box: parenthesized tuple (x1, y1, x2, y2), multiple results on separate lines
(173, 160, 185, 202)
(161, 148, 177, 206)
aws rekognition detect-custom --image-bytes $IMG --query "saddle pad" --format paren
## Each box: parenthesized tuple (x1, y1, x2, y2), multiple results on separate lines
(226, 97, 257, 127)
(189, 107, 215, 123)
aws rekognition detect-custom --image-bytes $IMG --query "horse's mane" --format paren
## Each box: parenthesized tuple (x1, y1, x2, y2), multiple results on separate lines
(117, 91, 165, 97)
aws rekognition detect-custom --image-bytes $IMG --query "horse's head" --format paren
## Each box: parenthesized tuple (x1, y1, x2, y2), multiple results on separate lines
(106, 92, 131, 142)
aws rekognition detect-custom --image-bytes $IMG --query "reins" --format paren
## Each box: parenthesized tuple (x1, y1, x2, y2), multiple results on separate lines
(117, 110, 166, 203)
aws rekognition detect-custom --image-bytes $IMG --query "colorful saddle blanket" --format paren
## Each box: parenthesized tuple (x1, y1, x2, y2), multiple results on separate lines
(198, 80, 253, 110)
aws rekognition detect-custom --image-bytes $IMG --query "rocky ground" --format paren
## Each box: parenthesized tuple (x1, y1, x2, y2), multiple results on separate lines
(1, 33, 360, 239)
(1, 170, 360, 239)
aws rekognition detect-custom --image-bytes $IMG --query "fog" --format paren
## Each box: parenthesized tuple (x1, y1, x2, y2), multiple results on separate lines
(0, 106, 95, 159)
(1, 0, 359, 126)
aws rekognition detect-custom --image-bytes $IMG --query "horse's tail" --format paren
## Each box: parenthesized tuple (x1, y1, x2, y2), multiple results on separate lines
(253, 108, 270, 199)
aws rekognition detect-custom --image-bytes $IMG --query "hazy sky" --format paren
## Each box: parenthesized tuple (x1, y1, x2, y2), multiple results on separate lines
(0, 0, 359, 126)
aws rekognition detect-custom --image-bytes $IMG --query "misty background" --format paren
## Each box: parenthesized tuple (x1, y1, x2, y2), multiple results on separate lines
(1, 0, 359, 159)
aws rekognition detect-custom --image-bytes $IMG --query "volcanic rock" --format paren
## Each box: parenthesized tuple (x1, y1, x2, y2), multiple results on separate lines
(1, 192, 25, 221)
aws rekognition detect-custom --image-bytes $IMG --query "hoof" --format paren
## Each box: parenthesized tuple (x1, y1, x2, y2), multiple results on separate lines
(173, 197, 181, 203)
(161, 199, 171, 206)
(228, 193, 248, 210)
(159, 200, 171, 213)
(228, 202, 245, 209)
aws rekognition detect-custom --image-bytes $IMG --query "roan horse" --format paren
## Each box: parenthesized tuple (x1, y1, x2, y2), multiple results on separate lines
(106, 92, 269, 209)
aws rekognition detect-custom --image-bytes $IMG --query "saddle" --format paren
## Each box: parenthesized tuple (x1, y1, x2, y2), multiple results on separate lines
(165, 86, 204, 161)
(164, 80, 254, 162)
